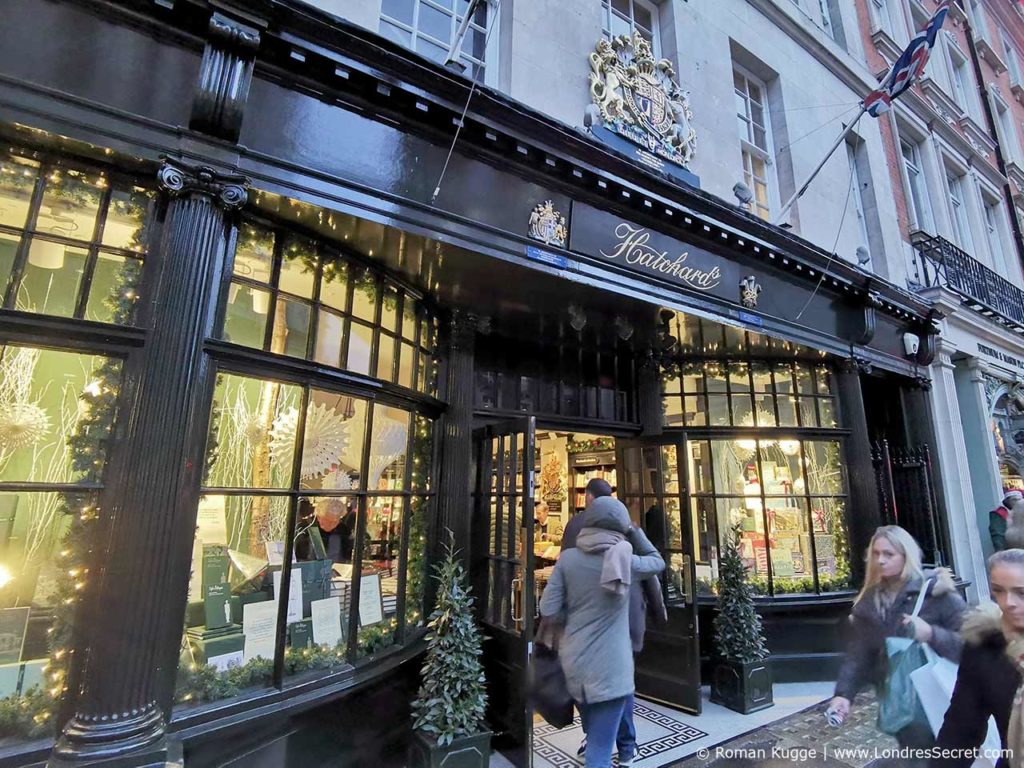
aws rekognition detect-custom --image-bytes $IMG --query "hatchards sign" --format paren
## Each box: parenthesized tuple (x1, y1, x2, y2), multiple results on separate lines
(569, 202, 730, 295)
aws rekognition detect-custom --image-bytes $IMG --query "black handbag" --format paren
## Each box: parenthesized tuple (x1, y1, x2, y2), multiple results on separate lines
(530, 643, 574, 729)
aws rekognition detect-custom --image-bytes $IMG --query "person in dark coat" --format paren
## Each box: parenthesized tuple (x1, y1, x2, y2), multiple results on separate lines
(829, 525, 966, 759)
(932, 549, 1024, 768)
(990, 491, 1023, 552)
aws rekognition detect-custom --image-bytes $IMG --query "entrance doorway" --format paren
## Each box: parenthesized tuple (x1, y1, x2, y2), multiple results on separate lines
(471, 421, 702, 766)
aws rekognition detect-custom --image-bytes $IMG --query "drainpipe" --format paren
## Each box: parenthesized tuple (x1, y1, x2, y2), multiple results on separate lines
(962, 5, 1024, 270)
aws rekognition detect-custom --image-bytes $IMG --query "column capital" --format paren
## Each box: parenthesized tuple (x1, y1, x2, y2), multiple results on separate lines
(157, 157, 249, 210)
(449, 309, 488, 351)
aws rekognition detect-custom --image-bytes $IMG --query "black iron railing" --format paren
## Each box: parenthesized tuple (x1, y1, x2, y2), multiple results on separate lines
(913, 233, 1024, 329)
(912, 232, 1024, 327)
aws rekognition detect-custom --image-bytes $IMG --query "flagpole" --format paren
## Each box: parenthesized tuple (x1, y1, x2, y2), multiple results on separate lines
(772, 104, 867, 226)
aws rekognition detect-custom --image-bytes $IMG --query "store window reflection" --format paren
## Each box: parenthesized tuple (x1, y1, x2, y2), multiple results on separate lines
(0, 344, 123, 742)
(176, 371, 435, 710)
(0, 147, 153, 326)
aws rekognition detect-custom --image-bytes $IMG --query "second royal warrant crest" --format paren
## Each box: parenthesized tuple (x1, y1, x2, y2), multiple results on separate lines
(528, 201, 567, 247)
(586, 32, 697, 169)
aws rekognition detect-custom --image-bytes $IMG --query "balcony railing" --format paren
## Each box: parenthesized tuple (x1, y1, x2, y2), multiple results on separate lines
(911, 232, 1024, 329)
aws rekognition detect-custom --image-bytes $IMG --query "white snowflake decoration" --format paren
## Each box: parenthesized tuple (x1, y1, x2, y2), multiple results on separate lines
(368, 419, 409, 490)
(0, 402, 50, 451)
(270, 403, 351, 480)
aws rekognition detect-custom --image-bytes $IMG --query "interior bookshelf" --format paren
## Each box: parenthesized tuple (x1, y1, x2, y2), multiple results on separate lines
(569, 450, 617, 510)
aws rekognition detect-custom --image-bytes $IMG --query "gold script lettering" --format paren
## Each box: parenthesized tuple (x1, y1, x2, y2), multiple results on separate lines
(600, 223, 722, 290)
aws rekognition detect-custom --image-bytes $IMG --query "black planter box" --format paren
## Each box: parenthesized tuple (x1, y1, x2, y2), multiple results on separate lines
(709, 657, 774, 714)
(407, 729, 492, 768)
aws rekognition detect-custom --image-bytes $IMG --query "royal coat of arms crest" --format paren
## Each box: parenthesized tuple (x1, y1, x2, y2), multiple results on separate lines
(528, 201, 567, 247)
(586, 32, 697, 168)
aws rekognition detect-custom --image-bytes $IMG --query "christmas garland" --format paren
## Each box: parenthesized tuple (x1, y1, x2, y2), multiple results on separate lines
(566, 436, 615, 455)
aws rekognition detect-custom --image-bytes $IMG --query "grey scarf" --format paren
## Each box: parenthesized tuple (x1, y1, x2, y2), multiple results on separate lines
(576, 527, 632, 596)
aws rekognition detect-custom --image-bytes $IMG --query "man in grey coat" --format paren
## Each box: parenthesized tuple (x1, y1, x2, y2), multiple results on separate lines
(540, 496, 665, 768)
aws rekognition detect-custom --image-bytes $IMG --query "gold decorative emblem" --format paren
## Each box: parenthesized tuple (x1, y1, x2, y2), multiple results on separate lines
(587, 33, 697, 167)
(740, 276, 762, 309)
(528, 201, 567, 247)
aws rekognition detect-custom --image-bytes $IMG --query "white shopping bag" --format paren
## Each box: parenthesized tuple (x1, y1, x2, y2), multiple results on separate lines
(911, 645, 1001, 768)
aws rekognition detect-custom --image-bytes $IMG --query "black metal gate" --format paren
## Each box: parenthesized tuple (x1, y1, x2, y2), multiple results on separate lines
(872, 440, 948, 566)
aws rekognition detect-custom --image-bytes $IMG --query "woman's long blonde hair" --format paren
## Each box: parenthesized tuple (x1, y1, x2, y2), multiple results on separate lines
(854, 525, 924, 605)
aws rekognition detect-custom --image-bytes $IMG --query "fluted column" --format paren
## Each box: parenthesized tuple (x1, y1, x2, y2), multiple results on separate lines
(51, 158, 247, 765)
(835, 358, 879, 587)
(436, 310, 480, 557)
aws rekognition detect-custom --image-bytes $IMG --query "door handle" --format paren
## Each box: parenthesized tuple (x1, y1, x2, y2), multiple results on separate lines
(511, 577, 523, 622)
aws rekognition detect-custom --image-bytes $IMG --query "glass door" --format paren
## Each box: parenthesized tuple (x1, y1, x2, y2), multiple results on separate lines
(616, 436, 701, 714)
(471, 416, 536, 767)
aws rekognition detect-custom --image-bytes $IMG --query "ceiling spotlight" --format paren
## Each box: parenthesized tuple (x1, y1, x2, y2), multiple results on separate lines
(732, 182, 753, 209)
(568, 303, 587, 332)
(856, 245, 871, 266)
(614, 315, 634, 341)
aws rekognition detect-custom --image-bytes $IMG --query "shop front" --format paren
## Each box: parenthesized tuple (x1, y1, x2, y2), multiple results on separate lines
(0, 2, 944, 766)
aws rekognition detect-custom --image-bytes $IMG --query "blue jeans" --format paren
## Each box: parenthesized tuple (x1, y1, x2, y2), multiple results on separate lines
(577, 694, 636, 767)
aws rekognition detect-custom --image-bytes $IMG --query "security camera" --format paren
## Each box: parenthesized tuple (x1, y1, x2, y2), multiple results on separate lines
(903, 332, 920, 357)
(733, 182, 754, 208)
(856, 246, 871, 266)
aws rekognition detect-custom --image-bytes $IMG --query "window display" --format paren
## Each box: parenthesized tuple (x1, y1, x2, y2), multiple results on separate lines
(176, 372, 434, 708)
(0, 344, 123, 741)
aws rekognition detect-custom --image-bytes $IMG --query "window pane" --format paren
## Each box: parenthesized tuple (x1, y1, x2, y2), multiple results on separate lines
(234, 223, 275, 283)
(635, 4, 653, 31)
(102, 187, 153, 252)
(610, 12, 631, 38)
(314, 310, 344, 369)
(720, 497, 768, 594)
(795, 364, 814, 394)
(0, 233, 17, 295)
(398, 342, 416, 389)
(0, 346, 121, 485)
(377, 334, 397, 382)
(799, 397, 819, 427)
(351, 271, 378, 323)
(369, 405, 411, 492)
(728, 362, 750, 392)
(417, 37, 448, 64)
(663, 374, 681, 395)
(319, 259, 348, 313)
(710, 440, 751, 495)
(731, 394, 753, 427)
(687, 440, 713, 494)
(760, 440, 805, 495)
(663, 395, 683, 427)
(223, 283, 270, 349)
(347, 322, 373, 376)
(381, 288, 399, 333)
(805, 441, 844, 494)
(402, 301, 417, 342)
(419, 3, 453, 43)
(813, 497, 851, 591)
(272, 297, 312, 359)
(299, 391, 369, 492)
(708, 394, 730, 426)
(37, 169, 102, 242)
(203, 373, 302, 489)
(705, 364, 727, 393)
(16, 239, 87, 317)
(405, 496, 430, 627)
(818, 398, 837, 428)
(85, 253, 143, 325)
(767, 498, 813, 594)
(279, 235, 317, 299)
(381, 0, 414, 25)
(684, 395, 706, 426)
(0, 155, 37, 229)
(175, 494, 286, 709)
(358, 496, 402, 654)
(381, 19, 413, 46)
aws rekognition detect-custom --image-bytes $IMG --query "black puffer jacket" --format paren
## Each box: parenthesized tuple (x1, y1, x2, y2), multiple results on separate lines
(932, 603, 1021, 768)
(834, 568, 967, 701)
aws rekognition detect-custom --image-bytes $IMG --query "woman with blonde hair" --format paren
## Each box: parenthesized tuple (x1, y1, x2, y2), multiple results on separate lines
(829, 526, 966, 758)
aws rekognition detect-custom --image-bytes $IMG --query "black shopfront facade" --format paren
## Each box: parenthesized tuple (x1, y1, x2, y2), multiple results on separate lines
(0, 1, 944, 766)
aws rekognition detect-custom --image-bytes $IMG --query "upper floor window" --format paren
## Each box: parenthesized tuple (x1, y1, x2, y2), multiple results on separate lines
(1002, 29, 1023, 87)
(601, 0, 661, 57)
(873, 0, 905, 43)
(967, 0, 992, 44)
(945, 41, 976, 118)
(946, 171, 976, 253)
(379, 0, 493, 82)
(984, 197, 1013, 278)
(992, 90, 1021, 165)
(818, 0, 846, 47)
(734, 67, 775, 221)
(847, 142, 871, 260)
(901, 139, 934, 232)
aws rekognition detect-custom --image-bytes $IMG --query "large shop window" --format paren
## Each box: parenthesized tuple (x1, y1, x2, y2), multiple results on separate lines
(0, 344, 123, 742)
(174, 371, 434, 710)
(223, 220, 439, 398)
(661, 316, 851, 597)
(0, 146, 154, 324)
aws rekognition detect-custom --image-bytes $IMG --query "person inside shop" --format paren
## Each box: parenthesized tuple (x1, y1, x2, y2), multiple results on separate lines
(308, 498, 358, 564)
(990, 491, 1024, 552)
(538, 495, 664, 768)
(828, 526, 966, 765)
(932, 548, 1024, 768)
(561, 479, 612, 550)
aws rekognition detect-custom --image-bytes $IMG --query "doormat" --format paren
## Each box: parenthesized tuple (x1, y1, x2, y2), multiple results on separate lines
(534, 702, 707, 767)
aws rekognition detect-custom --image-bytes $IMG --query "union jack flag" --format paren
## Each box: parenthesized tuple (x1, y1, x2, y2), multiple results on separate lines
(863, 1, 951, 117)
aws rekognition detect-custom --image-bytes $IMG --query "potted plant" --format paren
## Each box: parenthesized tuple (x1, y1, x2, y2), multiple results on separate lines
(709, 525, 774, 714)
(408, 536, 491, 768)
